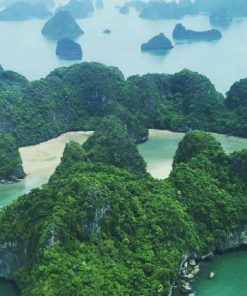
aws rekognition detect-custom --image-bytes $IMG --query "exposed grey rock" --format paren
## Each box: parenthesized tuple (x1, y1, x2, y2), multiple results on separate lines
(0, 241, 21, 280)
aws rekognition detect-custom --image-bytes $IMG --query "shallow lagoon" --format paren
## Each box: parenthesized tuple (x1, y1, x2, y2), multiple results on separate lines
(1, 129, 247, 207)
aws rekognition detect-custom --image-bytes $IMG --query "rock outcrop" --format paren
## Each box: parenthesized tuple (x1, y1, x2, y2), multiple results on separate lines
(56, 0, 94, 19)
(141, 33, 174, 51)
(0, 1, 52, 21)
(56, 38, 82, 60)
(103, 29, 111, 34)
(173, 23, 222, 41)
(42, 10, 84, 40)
(0, 241, 22, 280)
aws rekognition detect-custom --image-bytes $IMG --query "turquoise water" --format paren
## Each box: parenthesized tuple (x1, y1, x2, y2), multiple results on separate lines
(0, 131, 91, 207)
(1, 130, 246, 206)
(0, 279, 19, 296)
(192, 251, 247, 296)
(138, 130, 247, 179)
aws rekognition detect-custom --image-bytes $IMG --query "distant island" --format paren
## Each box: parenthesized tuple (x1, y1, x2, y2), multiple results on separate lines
(103, 29, 111, 34)
(42, 11, 84, 40)
(141, 33, 174, 52)
(194, 0, 247, 17)
(173, 24, 222, 41)
(209, 10, 233, 27)
(118, 0, 247, 21)
(0, 1, 52, 21)
(139, 0, 198, 20)
(56, 38, 82, 60)
(119, 0, 146, 14)
(119, 4, 129, 15)
(0, 0, 55, 8)
(56, 0, 94, 19)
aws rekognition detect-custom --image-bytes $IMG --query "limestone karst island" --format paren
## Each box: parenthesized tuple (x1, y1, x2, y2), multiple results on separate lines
(0, 0, 247, 296)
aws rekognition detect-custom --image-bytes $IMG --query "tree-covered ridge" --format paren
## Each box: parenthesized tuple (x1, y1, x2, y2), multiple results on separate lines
(0, 130, 247, 295)
(1, 61, 247, 183)
(82, 116, 146, 173)
(0, 62, 247, 148)
(57, 116, 146, 174)
(0, 133, 25, 181)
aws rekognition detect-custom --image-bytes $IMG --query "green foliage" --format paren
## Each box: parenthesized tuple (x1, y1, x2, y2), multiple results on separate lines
(173, 130, 225, 167)
(83, 116, 147, 173)
(0, 133, 25, 180)
(0, 62, 247, 148)
(0, 131, 247, 295)
(230, 149, 247, 183)
(1, 62, 247, 294)
(60, 141, 88, 169)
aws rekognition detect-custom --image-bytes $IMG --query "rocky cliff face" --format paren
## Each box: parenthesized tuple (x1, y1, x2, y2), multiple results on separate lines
(0, 241, 22, 280)
(216, 226, 247, 252)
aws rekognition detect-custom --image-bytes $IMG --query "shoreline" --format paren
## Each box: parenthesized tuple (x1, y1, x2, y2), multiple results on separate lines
(171, 242, 247, 296)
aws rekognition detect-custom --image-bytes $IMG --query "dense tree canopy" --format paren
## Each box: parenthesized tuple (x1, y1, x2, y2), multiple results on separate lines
(0, 62, 247, 149)
(0, 133, 25, 181)
(1, 62, 247, 183)
(0, 130, 247, 295)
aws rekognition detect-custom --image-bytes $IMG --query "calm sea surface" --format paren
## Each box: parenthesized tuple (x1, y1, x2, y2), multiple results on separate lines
(0, 0, 246, 94)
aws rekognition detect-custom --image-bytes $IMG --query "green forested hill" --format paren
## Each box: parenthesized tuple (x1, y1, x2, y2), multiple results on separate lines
(3, 61, 247, 182)
(0, 130, 247, 295)
(0, 133, 25, 181)
(0, 62, 247, 148)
